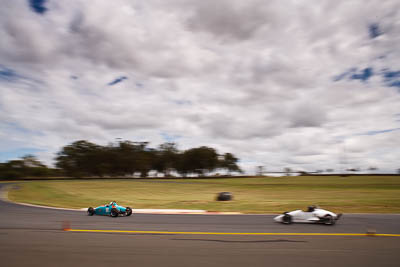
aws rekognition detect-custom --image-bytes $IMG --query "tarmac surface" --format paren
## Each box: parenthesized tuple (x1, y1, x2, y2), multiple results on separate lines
(1, 184, 400, 267)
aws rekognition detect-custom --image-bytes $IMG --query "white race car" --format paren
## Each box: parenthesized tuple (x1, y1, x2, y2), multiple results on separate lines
(274, 206, 342, 225)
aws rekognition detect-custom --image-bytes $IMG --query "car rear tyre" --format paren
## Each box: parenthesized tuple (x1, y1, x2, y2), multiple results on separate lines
(87, 207, 95, 216)
(282, 213, 292, 224)
(126, 207, 132, 216)
(111, 208, 119, 217)
(217, 192, 233, 201)
(323, 215, 335, 225)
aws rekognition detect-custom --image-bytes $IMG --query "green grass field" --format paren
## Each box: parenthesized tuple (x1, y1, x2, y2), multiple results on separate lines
(7, 176, 400, 213)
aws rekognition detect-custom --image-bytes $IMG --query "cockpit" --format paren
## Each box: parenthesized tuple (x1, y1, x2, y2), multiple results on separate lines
(306, 206, 316, 212)
(106, 201, 117, 207)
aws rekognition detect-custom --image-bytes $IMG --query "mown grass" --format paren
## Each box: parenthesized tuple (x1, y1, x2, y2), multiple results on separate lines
(7, 176, 400, 213)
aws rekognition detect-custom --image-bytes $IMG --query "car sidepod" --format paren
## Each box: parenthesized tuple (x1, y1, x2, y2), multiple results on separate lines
(118, 206, 126, 215)
(314, 209, 341, 225)
(93, 205, 117, 216)
(94, 206, 109, 216)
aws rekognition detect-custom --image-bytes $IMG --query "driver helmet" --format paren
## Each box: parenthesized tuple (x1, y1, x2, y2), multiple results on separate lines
(307, 206, 315, 212)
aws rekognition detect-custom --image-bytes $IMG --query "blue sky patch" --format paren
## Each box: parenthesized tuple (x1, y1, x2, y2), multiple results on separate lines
(29, 0, 48, 14)
(160, 132, 181, 142)
(382, 69, 400, 88)
(0, 66, 19, 82)
(333, 68, 356, 81)
(173, 100, 192, 105)
(1, 122, 44, 137)
(108, 76, 127, 86)
(389, 81, 400, 88)
(368, 23, 382, 39)
(333, 67, 373, 82)
(0, 148, 44, 163)
(335, 67, 400, 89)
(360, 128, 400, 136)
(383, 70, 400, 79)
(350, 68, 373, 82)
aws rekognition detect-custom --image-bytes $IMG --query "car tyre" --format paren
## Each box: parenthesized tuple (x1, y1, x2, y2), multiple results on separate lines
(126, 207, 132, 216)
(282, 213, 292, 224)
(87, 207, 95, 216)
(111, 208, 119, 217)
(323, 215, 335, 225)
(217, 192, 233, 201)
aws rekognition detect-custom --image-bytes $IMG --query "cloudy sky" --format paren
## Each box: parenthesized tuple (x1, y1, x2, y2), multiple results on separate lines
(1, 0, 400, 174)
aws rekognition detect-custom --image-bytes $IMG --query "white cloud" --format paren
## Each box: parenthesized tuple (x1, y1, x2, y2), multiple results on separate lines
(0, 0, 399, 174)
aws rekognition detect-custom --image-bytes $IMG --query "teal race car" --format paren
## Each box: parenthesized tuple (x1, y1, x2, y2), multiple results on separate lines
(87, 201, 132, 217)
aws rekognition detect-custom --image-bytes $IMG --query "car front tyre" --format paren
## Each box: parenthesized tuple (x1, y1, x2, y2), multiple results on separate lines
(111, 208, 119, 217)
(282, 213, 292, 224)
(87, 207, 95, 216)
(323, 215, 335, 225)
(126, 207, 132, 216)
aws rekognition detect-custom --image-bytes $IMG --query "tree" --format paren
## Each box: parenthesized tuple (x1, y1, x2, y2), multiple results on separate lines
(177, 146, 219, 176)
(109, 141, 139, 176)
(368, 167, 378, 172)
(55, 140, 103, 177)
(136, 147, 155, 177)
(219, 153, 242, 175)
(299, 171, 309, 176)
(21, 155, 46, 168)
(21, 155, 51, 177)
(153, 143, 179, 177)
(347, 168, 359, 172)
(284, 167, 292, 176)
(0, 155, 54, 179)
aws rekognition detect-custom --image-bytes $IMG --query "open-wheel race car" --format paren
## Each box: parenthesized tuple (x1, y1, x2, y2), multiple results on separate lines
(274, 206, 342, 225)
(87, 201, 132, 217)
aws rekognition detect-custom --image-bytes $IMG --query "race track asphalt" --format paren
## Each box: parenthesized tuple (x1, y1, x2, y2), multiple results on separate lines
(0, 184, 399, 267)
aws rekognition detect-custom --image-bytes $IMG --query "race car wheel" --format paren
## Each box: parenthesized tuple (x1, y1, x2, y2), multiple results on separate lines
(323, 215, 335, 225)
(87, 207, 95, 216)
(126, 207, 132, 216)
(217, 192, 233, 201)
(282, 213, 292, 224)
(111, 208, 119, 217)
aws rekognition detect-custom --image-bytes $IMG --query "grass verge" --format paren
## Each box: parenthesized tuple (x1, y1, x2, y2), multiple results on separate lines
(7, 176, 400, 214)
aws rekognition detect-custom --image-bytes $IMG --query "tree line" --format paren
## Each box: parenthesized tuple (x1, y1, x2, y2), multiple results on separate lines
(0, 155, 61, 179)
(56, 140, 241, 177)
(0, 140, 242, 179)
